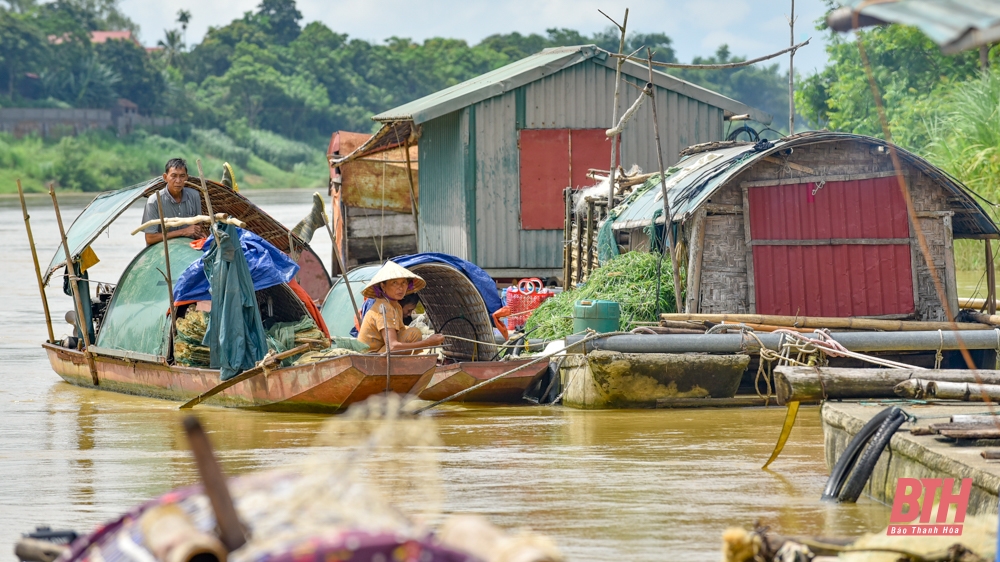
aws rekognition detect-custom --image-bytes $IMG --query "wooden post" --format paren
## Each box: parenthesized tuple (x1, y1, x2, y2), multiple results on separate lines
(788, 0, 796, 135)
(686, 209, 707, 313)
(773, 366, 1000, 405)
(646, 49, 683, 314)
(49, 185, 99, 386)
(155, 190, 177, 330)
(182, 416, 246, 551)
(321, 206, 362, 326)
(17, 180, 55, 343)
(987, 239, 996, 314)
(584, 199, 595, 280)
(575, 208, 584, 285)
(403, 138, 420, 248)
(563, 188, 572, 289)
(603, 8, 628, 208)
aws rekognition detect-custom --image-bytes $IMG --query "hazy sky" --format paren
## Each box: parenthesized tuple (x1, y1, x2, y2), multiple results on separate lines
(121, 0, 834, 76)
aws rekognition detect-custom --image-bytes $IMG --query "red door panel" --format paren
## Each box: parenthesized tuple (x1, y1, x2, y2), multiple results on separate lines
(749, 177, 914, 317)
(519, 129, 569, 230)
(569, 129, 613, 190)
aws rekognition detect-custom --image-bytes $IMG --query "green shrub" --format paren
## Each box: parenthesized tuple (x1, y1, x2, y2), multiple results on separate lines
(247, 128, 319, 170)
(189, 128, 251, 166)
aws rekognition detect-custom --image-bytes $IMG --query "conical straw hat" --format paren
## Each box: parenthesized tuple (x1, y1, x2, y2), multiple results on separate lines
(362, 261, 426, 299)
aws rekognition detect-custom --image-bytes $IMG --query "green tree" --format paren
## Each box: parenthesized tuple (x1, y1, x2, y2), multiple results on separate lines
(255, 0, 301, 44)
(177, 9, 190, 47)
(157, 29, 184, 68)
(96, 36, 163, 110)
(0, 10, 47, 98)
(217, 43, 286, 127)
(796, 25, 979, 148)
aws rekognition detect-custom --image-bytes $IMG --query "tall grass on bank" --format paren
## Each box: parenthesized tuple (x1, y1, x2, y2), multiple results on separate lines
(924, 70, 1000, 271)
(0, 128, 328, 194)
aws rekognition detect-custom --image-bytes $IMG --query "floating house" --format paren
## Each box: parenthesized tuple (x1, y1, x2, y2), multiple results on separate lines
(612, 132, 1000, 320)
(333, 45, 769, 279)
(326, 131, 419, 268)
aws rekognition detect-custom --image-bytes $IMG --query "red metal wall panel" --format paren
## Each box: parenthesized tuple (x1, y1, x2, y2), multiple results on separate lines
(748, 177, 909, 240)
(748, 177, 915, 317)
(569, 129, 613, 190)
(519, 129, 569, 230)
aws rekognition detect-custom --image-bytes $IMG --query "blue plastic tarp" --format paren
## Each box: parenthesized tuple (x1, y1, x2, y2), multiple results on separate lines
(173, 227, 300, 303)
(349, 253, 501, 337)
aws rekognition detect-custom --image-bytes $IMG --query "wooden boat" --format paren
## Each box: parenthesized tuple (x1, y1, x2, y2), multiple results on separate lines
(32, 177, 440, 413)
(418, 359, 547, 403)
(44, 343, 436, 413)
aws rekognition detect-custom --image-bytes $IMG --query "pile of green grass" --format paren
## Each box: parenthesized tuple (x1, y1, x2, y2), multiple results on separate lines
(524, 251, 684, 341)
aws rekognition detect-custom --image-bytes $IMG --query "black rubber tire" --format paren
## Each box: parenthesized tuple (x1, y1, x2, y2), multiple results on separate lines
(837, 410, 907, 503)
(821, 406, 898, 500)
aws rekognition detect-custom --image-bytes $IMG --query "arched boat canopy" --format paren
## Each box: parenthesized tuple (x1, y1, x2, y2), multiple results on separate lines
(43, 177, 333, 301)
(94, 239, 202, 361)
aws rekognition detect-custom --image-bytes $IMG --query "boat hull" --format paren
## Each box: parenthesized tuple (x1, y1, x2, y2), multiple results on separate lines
(43, 343, 436, 413)
(418, 359, 547, 403)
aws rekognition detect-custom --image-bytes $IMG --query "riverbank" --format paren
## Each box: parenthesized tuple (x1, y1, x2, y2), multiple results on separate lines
(822, 401, 1000, 514)
(0, 129, 328, 194)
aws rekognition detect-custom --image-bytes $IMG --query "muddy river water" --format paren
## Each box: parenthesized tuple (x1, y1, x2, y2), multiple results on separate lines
(0, 189, 893, 560)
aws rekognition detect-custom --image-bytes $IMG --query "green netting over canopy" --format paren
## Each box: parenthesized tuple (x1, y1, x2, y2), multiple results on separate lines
(95, 239, 202, 358)
(44, 179, 158, 284)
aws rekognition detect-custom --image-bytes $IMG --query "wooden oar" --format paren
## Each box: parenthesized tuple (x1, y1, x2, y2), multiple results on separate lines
(17, 179, 55, 343)
(179, 343, 311, 409)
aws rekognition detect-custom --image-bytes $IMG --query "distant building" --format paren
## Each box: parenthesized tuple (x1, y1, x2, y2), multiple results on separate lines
(334, 45, 769, 278)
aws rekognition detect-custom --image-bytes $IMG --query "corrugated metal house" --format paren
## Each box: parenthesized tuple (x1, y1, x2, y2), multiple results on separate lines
(337, 45, 769, 278)
(612, 131, 1000, 320)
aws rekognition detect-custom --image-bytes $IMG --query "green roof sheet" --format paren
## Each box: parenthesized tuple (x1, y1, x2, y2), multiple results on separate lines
(838, 0, 1000, 54)
(374, 45, 770, 125)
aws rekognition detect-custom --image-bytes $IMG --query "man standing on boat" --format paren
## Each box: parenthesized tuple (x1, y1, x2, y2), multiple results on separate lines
(142, 158, 206, 245)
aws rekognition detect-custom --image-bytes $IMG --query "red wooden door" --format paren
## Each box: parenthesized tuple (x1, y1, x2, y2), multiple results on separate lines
(748, 177, 915, 317)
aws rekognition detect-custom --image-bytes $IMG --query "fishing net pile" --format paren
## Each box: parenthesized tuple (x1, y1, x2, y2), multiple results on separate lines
(525, 251, 684, 341)
(55, 394, 564, 562)
(175, 309, 210, 367)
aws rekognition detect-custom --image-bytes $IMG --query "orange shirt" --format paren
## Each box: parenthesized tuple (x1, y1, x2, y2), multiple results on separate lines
(358, 298, 403, 353)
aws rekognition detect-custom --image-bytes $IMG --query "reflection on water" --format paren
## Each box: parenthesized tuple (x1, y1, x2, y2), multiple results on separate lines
(0, 190, 891, 561)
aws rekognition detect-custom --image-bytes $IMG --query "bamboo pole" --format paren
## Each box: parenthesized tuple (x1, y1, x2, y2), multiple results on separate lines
(774, 366, 1000, 405)
(660, 312, 992, 331)
(646, 49, 683, 314)
(602, 8, 628, 208)
(610, 39, 811, 70)
(987, 240, 997, 314)
(896, 379, 1000, 402)
(155, 190, 177, 332)
(49, 185, 99, 386)
(563, 188, 572, 289)
(788, 0, 796, 135)
(181, 416, 246, 551)
(321, 206, 362, 326)
(194, 160, 220, 241)
(18, 180, 54, 343)
(584, 199, 595, 279)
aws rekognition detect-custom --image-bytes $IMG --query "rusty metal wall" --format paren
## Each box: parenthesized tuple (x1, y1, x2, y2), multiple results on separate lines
(417, 110, 468, 258)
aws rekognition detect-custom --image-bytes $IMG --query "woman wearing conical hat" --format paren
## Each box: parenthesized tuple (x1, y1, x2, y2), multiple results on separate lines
(357, 261, 445, 354)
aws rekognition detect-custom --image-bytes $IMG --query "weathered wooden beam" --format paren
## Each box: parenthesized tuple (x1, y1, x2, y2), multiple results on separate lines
(661, 312, 990, 331)
(895, 379, 1000, 401)
(774, 367, 1000, 405)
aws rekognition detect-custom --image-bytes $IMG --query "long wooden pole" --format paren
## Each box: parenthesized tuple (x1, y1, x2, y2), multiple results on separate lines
(194, 160, 220, 241)
(49, 185, 99, 385)
(647, 49, 683, 314)
(987, 240, 997, 315)
(321, 206, 362, 325)
(18, 180, 54, 343)
(155, 190, 177, 329)
(181, 416, 246, 551)
(661, 312, 992, 331)
(788, 0, 796, 134)
(180, 343, 311, 409)
(605, 8, 628, 207)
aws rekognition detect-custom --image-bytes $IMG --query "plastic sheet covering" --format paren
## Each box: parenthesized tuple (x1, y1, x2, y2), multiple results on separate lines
(174, 227, 300, 303)
(94, 239, 202, 357)
(44, 179, 157, 284)
(320, 265, 379, 338)
(203, 223, 268, 381)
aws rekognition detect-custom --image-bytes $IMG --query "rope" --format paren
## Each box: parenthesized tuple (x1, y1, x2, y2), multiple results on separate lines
(379, 153, 387, 262)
